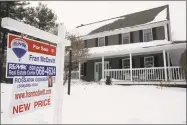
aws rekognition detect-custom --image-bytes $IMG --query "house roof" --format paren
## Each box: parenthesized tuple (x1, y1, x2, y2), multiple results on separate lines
(89, 5, 169, 35)
(87, 40, 186, 59)
(73, 5, 169, 37)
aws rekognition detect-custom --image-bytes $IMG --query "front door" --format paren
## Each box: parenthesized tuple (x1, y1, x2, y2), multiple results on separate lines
(95, 62, 109, 81)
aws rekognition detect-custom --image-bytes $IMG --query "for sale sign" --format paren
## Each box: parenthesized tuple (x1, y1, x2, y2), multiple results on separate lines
(6, 33, 56, 117)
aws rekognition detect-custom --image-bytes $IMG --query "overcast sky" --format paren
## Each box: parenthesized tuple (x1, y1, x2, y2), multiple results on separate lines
(30, 1, 186, 40)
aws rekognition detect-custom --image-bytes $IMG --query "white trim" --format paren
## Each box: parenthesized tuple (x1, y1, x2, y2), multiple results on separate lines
(143, 28, 153, 42)
(98, 37, 105, 47)
(122, 32, 130, 44)
(168, 21, 172, 41)
(164, 22, 168, 40)
(144, 56, 154, 67)
(81, 20, 169, 40)
(122, 58, 130, 68)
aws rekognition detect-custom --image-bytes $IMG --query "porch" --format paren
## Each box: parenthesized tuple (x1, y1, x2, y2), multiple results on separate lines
(75, 41, 186, 83)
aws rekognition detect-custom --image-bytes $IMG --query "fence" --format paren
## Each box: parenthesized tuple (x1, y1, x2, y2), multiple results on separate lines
(104, 66, 185, 81)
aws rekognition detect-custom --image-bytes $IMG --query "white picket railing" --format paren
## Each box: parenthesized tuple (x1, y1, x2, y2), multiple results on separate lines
(167, 66, 185, 81)
(104, 66, 185, 81)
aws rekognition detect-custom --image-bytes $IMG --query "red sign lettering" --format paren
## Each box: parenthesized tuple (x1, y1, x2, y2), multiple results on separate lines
(34, 98, 51, 108)
(13, 103, 31, 114)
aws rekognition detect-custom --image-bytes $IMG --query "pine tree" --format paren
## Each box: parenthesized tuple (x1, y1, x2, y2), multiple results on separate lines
(0, 1, 29, 83)
(24, 2, 57, 33)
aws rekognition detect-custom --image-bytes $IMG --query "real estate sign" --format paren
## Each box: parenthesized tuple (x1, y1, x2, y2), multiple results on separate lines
(6, 33, 56, 117)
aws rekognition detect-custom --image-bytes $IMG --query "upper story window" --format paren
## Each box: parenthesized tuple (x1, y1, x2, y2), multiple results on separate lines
(122, 58, 130, 68)
(144, 56, 154, 67)
(98, 37, 105, 47)
(143, 28, 153, 42)
(122, 33, 130, 44)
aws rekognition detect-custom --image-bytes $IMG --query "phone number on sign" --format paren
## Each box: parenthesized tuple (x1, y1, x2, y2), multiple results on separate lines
(7, 63, 56, 77)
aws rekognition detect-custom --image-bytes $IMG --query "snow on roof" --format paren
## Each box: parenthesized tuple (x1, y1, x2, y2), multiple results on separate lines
(145, 8, 167, 25)
(72, 5, 168, 38)
(71, 16, 126, 37)
(87, 40, 186, 59)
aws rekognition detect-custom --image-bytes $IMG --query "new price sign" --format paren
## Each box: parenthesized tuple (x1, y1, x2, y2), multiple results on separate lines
(6, 33, 57, 117)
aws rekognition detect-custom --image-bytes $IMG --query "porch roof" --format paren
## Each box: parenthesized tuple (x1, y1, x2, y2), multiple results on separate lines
(87, 40, 186, 59)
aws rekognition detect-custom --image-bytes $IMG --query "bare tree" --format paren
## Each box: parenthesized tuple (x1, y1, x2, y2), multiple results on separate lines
(63, 33, 89, 84)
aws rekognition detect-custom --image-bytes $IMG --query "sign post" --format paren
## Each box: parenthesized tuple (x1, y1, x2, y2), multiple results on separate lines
(1, 17, 70, 124)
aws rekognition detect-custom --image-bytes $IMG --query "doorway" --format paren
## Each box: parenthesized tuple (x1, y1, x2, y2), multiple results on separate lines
(95, 61, 109, 81)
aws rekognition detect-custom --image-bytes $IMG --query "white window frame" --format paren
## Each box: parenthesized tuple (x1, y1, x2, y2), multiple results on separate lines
(144, 56, 154, 67)
(98, 37, 105, 47)
(122, 32, 130, 44)
(122, 58, 130, 69)
(143, 28, 153, 42)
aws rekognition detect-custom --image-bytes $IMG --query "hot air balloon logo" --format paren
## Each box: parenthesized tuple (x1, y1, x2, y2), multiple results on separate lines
(11, 38, 28, 61)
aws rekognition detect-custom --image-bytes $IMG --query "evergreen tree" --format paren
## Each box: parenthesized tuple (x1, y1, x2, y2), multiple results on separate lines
(24, 2, 57, 33)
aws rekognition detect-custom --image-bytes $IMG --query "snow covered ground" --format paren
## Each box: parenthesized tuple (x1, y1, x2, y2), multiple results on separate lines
(1, 82, 186, 124)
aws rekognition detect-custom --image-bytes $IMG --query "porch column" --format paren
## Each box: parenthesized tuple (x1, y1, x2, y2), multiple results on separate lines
(164, 22, 168, 41)
(130, 53, 132, 81)
(78, 62, 81, 80)
(163, 50, 168, 81)
(102, 56, 104, 80)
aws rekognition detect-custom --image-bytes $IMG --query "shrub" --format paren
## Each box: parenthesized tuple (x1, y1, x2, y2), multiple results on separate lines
(105, 76, 112, 85)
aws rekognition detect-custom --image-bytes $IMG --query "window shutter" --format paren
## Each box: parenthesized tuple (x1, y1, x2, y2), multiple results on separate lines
(132, 58, 135, 68)
(84, 62, 87, 76)
(130, 32, 134, 43)
(81, 64, 84, 76)
(139, 30, 143, 42)
(84, 40, 87, 48)
(170, 57, 172, 66)
(105, 36, 108, 46)
(118, 34, 122, 44)
(140, 57, 144, 68)
(95, 38, 98, 47)
(167, 24, 170, 41)
(152, 28, 157, 40)
(154, 55, 158, 67)
(119, 59, 122, 69)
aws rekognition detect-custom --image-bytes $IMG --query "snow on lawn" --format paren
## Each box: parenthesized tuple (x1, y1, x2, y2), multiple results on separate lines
(1, 82, 186, 124)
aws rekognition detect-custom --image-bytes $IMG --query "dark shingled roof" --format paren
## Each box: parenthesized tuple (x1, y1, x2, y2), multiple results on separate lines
(89, 5, 169, 35)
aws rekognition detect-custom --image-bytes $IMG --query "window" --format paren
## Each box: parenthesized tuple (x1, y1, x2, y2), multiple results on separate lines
(143, 29, 153, 42)
(122, 58, 130, 68)
(122, 33, 130, 44)
(144, 56, 154, 67)
(81, 63, 84, 76)
(98, 37, 105, 47)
